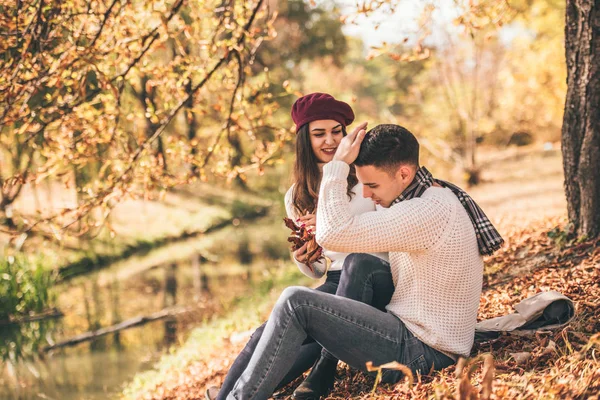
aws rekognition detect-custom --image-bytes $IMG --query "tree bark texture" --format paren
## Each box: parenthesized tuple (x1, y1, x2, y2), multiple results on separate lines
(562, 0, 600, 238)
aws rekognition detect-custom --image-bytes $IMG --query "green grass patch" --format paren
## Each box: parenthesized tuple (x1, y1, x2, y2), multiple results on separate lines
(0, 255, 57, 362)
(0, 256, 56, 321)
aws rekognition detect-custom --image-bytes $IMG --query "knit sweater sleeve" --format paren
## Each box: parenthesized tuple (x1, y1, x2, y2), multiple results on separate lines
(316, 161, 454, 253)
(284, 185, 328, 279)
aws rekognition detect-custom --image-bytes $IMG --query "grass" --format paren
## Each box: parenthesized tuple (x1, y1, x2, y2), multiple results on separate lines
(121, 265, 311, 400)
(0, 256, 56, 322)
(0, 255, 58, 362)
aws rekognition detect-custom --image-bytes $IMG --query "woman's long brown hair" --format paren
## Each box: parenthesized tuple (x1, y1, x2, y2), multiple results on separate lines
(292, 124, 358, 216)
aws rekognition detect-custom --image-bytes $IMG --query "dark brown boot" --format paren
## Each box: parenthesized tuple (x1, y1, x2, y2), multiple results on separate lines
(292, 356, 337, 400)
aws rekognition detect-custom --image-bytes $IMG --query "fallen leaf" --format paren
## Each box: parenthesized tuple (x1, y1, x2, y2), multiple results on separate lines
(510, 351, 532, 365)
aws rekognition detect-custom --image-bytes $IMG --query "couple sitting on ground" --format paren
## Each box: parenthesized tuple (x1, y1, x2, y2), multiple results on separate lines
(207, 93, 504, 400)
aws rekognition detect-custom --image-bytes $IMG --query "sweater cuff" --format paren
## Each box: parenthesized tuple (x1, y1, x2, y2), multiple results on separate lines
(323, 160, 350, 180)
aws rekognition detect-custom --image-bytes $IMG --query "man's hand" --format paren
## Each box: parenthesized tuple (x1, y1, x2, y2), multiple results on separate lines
(333, 122, 368, 165)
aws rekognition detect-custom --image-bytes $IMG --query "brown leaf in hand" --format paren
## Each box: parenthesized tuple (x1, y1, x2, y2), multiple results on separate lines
(287, 236, 304, 250)
(306, 237, 323, 262)
(284, 217, 299, 232)
(283, 217, 324, 272)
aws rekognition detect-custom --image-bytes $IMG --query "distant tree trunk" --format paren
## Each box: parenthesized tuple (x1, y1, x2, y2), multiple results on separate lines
(562, 0, 600, 238)
(140, 75, 167, 171)
(163, 263, 178, 345)
(185, 79, 200, 177)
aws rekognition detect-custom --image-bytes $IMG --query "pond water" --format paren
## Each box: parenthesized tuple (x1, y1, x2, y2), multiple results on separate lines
(0, 219, 290, 400)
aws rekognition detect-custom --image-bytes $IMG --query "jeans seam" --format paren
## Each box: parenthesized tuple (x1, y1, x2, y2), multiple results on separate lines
(294, 302, 401, 344)
(247, 306, 297, 399)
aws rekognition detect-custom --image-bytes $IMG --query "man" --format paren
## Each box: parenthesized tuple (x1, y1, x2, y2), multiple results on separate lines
(224, 124, 503, 400)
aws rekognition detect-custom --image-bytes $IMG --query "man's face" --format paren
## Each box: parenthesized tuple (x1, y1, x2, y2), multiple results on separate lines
(356, 165, 415, 208)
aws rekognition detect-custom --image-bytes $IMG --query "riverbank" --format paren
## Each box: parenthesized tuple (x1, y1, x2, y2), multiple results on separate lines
(1, 177, 294, 399)
(3, 182, 276, 280)
(0, 212, 298, 400)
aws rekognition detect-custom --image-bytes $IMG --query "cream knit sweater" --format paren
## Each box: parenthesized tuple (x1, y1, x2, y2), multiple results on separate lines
(316, 161, 483, 358)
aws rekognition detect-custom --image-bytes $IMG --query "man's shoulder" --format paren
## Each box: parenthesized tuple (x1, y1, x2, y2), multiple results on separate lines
(390, 187, 459, 222)
(421, 186, 460, 204)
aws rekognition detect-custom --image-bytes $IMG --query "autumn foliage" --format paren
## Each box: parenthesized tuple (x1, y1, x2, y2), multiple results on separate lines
(0, 0, 285, 237)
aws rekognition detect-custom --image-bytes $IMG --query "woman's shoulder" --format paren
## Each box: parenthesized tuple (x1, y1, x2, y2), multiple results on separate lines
(350, 182, 363, 192)
(284, 184, 297, 219)
(284, 184, 295, 200)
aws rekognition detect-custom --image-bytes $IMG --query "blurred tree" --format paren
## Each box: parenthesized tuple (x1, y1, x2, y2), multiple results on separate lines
(421, 29, 506, 185)
(0, 0, 282, 239)
(348, 0, 597, 236)
(253, 0, 349, 112)
(562, 0, 599, 238)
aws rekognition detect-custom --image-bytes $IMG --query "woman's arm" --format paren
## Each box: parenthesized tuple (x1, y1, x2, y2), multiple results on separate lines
(284, 186, 328, 279)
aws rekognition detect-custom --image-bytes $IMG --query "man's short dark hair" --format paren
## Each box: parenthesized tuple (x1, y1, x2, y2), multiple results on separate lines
(354, 124, 420, 173)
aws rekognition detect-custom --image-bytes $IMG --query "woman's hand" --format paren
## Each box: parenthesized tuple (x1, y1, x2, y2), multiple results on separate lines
(293, 242, 323, 264)
(296, 213, 316, 233)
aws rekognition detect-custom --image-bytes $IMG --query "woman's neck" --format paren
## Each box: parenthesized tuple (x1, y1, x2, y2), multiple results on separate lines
(317, 162, 325, 172)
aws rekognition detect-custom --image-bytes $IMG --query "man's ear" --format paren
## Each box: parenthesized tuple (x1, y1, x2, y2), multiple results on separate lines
(396, 165, 414, 183)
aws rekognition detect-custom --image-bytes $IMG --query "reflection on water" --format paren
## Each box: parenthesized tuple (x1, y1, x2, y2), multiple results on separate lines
(0, 253, 264, 400)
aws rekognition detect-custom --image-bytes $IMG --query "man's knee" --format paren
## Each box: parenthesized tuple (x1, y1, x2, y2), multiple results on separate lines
(277, 286, 312, 308)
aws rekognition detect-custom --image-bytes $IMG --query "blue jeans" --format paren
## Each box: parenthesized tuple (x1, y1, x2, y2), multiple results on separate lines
(216, 271, 342, 400)
(322, 253, 395, 360)
(218, 254, 395, 399)
(227, 256, 454, 399)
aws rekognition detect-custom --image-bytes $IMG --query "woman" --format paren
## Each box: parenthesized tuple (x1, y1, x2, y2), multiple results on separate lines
(208, 93, 389, 400)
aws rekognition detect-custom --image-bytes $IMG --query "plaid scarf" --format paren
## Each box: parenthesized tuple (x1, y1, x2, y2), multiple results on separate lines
(392, 167, 504, 256)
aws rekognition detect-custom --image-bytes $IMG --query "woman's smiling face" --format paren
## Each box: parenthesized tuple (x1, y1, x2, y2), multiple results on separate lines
(308, 119, 344, 163)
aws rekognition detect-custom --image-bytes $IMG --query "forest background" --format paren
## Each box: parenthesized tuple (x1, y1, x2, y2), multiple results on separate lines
(2, 0, 598, 399)
(0, 0, 567, 274)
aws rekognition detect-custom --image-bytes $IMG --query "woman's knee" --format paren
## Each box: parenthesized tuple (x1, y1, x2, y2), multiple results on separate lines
(244, 322, 267, 348)
(342, 253, 385, 278)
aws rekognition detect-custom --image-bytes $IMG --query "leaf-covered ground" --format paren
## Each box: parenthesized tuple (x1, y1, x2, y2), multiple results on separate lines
(134, 150, 599, 399)
(137, 215, 600, 400)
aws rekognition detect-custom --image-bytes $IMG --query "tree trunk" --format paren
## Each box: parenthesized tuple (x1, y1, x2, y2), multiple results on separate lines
(562, 0, 600, 238)
(185, 78, 200, 177)
(140, 74, 167, 171)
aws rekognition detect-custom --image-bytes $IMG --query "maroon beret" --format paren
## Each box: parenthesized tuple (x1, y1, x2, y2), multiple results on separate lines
(291, 93, 354, 133)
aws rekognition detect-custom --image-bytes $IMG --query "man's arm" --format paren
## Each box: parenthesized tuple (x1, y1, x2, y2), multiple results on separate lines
(316, 161, 453, 254)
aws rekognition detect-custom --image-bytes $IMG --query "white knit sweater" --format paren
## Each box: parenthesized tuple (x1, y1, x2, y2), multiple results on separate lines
(285, 183, 388, 278)
(316, 161, 483, 358)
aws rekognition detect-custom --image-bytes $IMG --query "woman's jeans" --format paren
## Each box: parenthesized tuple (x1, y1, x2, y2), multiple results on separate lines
(216, 270, 342, 400)
(226, 254, 455, 400)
